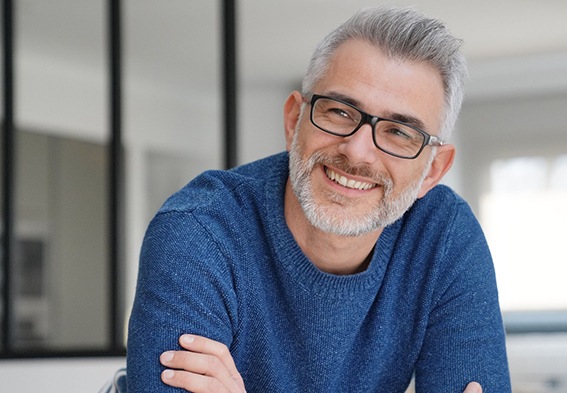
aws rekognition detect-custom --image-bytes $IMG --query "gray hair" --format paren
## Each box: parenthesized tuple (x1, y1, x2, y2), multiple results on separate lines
(301, 6, 468, 140)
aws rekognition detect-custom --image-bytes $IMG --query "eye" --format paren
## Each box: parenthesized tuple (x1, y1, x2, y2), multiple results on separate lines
(314, 98, 361, 127)
(385, 126, 413, 140)
(328, 107, 353, 119)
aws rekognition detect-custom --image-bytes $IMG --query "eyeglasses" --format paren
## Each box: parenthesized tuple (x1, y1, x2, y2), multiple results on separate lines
(306, 94, 443, 159)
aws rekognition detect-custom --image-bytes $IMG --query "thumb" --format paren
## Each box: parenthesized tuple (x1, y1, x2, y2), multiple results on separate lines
(463, 382, 482, 393)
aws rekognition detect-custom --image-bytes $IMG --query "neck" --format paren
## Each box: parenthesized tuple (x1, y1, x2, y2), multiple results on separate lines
(284, 180, 382, 275)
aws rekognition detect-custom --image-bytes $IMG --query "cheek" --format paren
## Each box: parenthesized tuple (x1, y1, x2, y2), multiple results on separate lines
(293, 125, 326, 156)
(387, 162, 425, 190)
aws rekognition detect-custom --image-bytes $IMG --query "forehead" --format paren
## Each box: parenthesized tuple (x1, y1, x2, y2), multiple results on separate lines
(315, 39, 445, 132)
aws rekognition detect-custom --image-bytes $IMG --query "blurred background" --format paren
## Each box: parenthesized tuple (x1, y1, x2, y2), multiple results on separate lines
(1, 0, 566, 391)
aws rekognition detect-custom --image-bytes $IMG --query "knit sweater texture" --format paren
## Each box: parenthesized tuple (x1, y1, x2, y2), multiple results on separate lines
(127, 152, 511, 392)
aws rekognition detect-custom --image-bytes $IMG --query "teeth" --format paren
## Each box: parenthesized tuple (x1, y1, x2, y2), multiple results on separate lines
(325, 168, 376, 190)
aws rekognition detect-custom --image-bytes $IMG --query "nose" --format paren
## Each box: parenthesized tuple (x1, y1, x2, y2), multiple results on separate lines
(337, 123, 377, 164)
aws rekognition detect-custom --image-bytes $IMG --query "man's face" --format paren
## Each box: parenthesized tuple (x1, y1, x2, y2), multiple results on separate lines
(285, 39, 448, 236)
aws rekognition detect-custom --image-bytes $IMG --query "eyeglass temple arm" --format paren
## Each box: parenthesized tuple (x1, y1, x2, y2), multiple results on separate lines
(428, 135, 444, 147)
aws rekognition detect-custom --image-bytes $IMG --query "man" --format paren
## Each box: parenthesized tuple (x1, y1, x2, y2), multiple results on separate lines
(127, 6, 511, 392)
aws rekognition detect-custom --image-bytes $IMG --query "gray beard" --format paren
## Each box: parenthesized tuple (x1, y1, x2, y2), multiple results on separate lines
(288, 132, 431, 237)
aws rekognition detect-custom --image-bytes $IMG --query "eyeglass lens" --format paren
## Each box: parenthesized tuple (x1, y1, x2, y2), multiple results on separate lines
(312, 97, 425, 158)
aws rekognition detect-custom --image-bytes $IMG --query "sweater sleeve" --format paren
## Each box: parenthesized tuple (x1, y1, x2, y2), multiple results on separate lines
(126, 210, 239, 393)
(414, 204, 511, 393)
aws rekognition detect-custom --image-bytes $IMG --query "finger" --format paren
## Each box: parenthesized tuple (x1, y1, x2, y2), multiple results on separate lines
(160, 349, 244, 392)
(178, 334, 244, 386)
(161, 368, 231, 393)
(463, 382, 482, 393)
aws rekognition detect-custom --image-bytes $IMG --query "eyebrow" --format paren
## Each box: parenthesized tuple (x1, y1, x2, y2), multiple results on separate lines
(324, 90, 428, 131)
(388, 113, 427, 131)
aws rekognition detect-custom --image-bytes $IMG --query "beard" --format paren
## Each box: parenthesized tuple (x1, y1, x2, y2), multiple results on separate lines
(288, 130, 433, 237)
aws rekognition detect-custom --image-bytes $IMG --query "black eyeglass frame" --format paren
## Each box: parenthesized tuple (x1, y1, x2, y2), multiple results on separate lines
(306, 94, 444, 159)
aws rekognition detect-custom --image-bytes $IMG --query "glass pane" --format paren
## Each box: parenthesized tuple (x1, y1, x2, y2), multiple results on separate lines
(239, 1, 305, 163)
(481, 156, 567, 311)
(123, 0, 222, 317)
(12, 0, 108, 352)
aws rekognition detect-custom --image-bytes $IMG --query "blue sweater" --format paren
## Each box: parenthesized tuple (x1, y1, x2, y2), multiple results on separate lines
(127, 152, 510, 392)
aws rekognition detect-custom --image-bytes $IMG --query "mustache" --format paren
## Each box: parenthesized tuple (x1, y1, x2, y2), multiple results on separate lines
(310, 151, 393, 189)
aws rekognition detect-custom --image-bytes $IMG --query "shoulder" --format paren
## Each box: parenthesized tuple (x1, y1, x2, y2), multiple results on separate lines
(409, 184, 477, 231)
(158, 152, 288, 215)
(415, 184, 466, 211)
(141, 152, 288, 259)
(400, 184, 490, 272)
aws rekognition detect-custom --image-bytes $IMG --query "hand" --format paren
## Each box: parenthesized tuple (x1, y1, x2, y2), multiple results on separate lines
(463, 382, 482, 393)
(160, 334, 246, 393)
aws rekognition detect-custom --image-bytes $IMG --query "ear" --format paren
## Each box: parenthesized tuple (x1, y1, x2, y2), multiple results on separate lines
(417, 144, 456, 198)
(283, 91, 304, 151)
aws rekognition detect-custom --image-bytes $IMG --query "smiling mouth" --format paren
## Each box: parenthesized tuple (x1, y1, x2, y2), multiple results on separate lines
(324, 167, 377, 190)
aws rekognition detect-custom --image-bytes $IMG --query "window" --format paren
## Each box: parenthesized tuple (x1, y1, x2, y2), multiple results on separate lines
(481, 155, 567, 312)
(1, 0, 228, 357)
(458, 83, 567, 333)
(2, 0, 114, 355)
